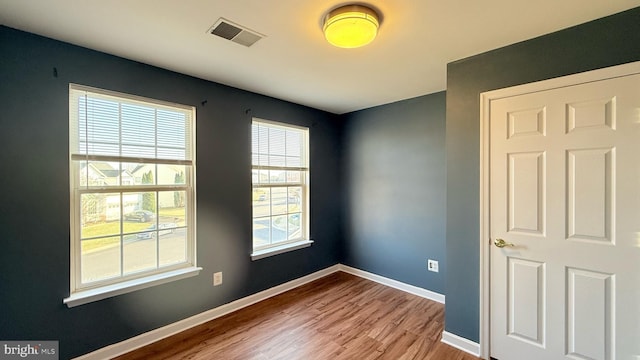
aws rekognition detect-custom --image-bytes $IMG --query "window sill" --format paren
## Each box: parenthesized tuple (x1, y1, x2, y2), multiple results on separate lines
(63, 266, 202, 308)
(251, 240, 314, 261)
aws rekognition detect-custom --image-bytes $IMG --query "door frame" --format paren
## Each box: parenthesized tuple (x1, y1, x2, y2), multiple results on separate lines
(478, 60, 640, 359)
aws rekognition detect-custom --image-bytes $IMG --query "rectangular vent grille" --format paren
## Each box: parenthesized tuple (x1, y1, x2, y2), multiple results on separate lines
(209, 18, 264, 47)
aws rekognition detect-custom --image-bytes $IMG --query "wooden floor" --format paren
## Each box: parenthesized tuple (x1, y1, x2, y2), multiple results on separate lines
(116, 272, 480, 360)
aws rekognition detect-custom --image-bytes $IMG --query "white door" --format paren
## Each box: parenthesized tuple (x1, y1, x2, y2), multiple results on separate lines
(488, 70, 640, 359)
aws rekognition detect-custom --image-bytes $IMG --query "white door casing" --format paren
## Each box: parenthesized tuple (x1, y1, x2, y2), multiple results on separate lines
(480, 62, 640, 360)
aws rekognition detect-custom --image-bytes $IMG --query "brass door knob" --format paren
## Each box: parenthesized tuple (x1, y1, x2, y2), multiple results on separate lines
(494, 238, 514, 248)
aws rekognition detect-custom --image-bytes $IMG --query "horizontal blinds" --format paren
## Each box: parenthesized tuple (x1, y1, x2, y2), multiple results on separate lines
(69, 85, 194, 162)
(251, 120, 308, 170)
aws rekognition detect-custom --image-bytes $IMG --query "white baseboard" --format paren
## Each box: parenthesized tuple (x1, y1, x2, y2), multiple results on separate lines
(73, 265, 341, 360)
(441, 331, 481, 357)
(74, 264, 446, 359)
(338, 264, 445, 303)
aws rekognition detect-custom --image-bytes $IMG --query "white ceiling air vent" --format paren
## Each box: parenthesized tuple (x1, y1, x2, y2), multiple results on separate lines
(208, 18, 264, 47)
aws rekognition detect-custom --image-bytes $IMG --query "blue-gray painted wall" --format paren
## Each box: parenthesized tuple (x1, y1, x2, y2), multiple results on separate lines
(0, 26, 343, 359)
(342, 93, 447, 294)
(445, 7, 640, 341)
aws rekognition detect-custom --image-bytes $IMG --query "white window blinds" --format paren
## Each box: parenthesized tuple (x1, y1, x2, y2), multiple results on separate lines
(69, 86, 193, 163)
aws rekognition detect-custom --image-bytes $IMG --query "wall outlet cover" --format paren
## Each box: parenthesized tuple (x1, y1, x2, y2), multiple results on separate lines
(213, 272, 223, 286)
(427, 259, 439, 273)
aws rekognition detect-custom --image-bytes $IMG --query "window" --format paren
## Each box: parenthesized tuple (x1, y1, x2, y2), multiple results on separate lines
(65, 84, 199, 307)
(251, 119, 311, 259)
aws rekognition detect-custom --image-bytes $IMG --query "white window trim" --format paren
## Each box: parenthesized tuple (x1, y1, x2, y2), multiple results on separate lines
(251, 119, 310, 259)
(63, 266, 202, 308)
(65, 84, 198, 306)
(251, 240, 314, 261)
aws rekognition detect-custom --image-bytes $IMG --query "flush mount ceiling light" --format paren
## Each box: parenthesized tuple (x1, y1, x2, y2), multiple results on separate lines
(323, 4, 380, 48)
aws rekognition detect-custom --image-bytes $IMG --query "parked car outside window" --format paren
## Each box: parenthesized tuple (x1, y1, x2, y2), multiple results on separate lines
(124, 210, 156, 222)
(136, 223, 177, 239)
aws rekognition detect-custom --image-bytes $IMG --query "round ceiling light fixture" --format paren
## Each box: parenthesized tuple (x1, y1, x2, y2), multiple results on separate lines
(323, 4, 380, 49)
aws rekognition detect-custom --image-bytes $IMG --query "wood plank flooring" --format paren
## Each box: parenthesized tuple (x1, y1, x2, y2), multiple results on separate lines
(116, 272, 480, 360)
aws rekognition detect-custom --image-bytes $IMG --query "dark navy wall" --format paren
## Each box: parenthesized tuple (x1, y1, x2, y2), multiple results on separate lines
(0, 26, 342, 359)
(445, 7, 640, 342)
(342, 93, 447, 293)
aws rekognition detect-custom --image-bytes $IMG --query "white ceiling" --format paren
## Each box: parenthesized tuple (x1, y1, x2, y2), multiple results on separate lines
(1, 1, 638, 114)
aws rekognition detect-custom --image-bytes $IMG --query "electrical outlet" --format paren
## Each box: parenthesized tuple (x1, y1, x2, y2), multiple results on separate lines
(427, 259, 439, 273)
(213, 272, 223, 286)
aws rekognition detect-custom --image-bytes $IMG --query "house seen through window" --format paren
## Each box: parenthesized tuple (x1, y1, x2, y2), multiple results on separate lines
(68, 85, 196, 300)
